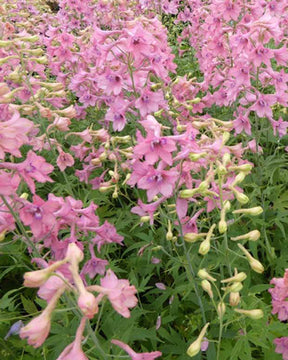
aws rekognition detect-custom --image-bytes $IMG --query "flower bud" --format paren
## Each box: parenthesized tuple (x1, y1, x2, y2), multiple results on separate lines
(221, 272, 247, 283)
(229, 282, 243, 293)
(217, 302, 226, 318)
(198, 269, 216, 282)
(179, 189, 197, 198)
(232, 172, 246, 186)
(222, 153, 231, 166)
(216, 161, 227, 176)
(78, 290, 99, 319)
(234, 308, 264, 320)
(199, 238, 210, 255)
(24, 260, 66, 288)
(237, 244, 264, 274)
(218, 219, 227, 234)
(184, 232, 207, 243)
(231, 230, 260, 242)
(197, 180, 209, 193)
(229, 292, 240, 306)
(231, 188, 249, 204)
(140, 216, 151, 223)
(249, 258, 265, 274)
(201, 280, 213, 298)
(0, 230, 6, 242)
(65, 243, 84, 265)
(222, 132, 230, 144)
(232, 207, 263, 216)
(189, 152, 207, 161)
(166, 221, 173, 241)
(187, 323, 210, 357)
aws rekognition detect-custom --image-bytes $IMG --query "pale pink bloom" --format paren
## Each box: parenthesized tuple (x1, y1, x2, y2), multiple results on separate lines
(249, 94, 275, 118)
(0, 150, 54, 193)
(274, 337, 288, 360)
(99, 269, 138, 318)
(57, 150, 75, 171)
(98, 71, 123, 95)
(20, 311, 51, 348)
(81, 256, 108, 278)
(92, 221, 124, 252)
(57, 317, 88, 360)
(135, 89, 164, 117)
(111, 339, 162, 360)
(233, 108, 251, 135)
(20, 288, 62, 348)
(246, 139, 263, 154)
(128, 161, 178, 202)
(134, 132, 176, 165)
(0, 172, 20, 196)
(19, 195, 58, 238)
(0, 111, 33, 159)
(270, 117, 288, 138)
(52, 116, 71, 131)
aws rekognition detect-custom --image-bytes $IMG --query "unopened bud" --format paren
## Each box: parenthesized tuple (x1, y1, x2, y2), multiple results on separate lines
(230, 164, 253, 173)
(229, 292, 240, 306)
(218, 219, 227, 234)
(184, 232, 207, 243)
(0, 230, 6, 242)
(231, 188, 249, 204)
(187, 323, 210, 357)
(201, 280, 213, 298)
(234, 308, 264, 320)
(221, 272, 247, 283)
(232, 172, 246, 186)
(217, 302, 226, 318)
(189, 152, 207, 161)
(232, 207, 263, 216)
(237, 244, 264, 273)
(231, 230, 260, 242)
(199, 238, 210, 255)
(179, 189, 197, 198)
(166, 221, 173, 241)
(222, 132, 230, 144)
(198, 269, 216, 282)
(20, 192, 29, 200)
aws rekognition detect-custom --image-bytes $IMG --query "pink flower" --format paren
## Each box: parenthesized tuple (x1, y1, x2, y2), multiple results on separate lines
(135, 89, 164, 117)
(57, 150, 75, 171)
(134, 132, 176, 165)
(270, 117, 288, 138)
(128, 161, 178, 202)
(20, 311, 51, 348)
(19, 195, 59, 238)
(0, 150, 54, 193)
(0, 111, 33, 159)
(274, 337, 288, 360)
(99, 269, 138, 318)
(81, 256, 108, 278)
(111, 339, 162, 360)
(233, 108, 251, 135)
(57, 317, 88, 360)
(0, 172, 20, 196)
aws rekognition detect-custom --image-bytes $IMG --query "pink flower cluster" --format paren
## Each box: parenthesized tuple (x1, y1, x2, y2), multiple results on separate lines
(176, 0, 288, 136)
(270, 270, 288, 359)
